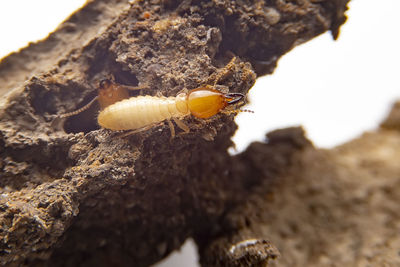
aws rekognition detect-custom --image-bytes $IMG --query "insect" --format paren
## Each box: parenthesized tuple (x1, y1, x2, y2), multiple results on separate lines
(97, 85, 246, 135)
(59, 57, 252, 136)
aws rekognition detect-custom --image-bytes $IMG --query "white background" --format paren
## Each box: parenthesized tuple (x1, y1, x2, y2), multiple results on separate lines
(232, 0, 400, 152)
(1, 1, 399, 266)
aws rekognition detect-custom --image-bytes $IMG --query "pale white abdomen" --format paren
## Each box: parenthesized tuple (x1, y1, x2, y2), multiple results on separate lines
(98, 95, 188, 130)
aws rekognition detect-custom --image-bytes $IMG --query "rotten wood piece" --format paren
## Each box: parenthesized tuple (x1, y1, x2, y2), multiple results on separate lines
(0, 0, 350, 266)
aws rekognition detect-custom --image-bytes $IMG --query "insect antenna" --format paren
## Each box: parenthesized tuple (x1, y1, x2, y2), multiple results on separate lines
(237, 108, 254, 114)
(221, 108, 254, 116)
(59, 96, 98, 118)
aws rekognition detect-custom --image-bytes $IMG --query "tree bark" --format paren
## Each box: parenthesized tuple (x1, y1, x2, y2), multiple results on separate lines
(0, 0, 363, 266)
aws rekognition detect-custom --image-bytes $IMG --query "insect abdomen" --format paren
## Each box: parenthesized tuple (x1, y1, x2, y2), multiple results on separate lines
(97, 96, 185, 130)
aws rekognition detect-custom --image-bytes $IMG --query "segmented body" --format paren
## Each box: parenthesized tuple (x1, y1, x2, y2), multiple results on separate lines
(96, 82, 245, 131)
(98, 94, 189, 130)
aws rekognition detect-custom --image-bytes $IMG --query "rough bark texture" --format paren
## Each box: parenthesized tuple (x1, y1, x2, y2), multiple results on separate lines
(198, 118, 400, 267)
(0, 0, 373, 266)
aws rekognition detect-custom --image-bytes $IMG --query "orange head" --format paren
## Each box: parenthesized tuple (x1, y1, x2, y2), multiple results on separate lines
(98, 79, 130, 110)
(187, 86, 245, 119)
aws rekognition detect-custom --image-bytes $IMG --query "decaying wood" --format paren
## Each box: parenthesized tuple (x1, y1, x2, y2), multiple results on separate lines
(1, 0, 383, 266)
(198, 113, 400, 266)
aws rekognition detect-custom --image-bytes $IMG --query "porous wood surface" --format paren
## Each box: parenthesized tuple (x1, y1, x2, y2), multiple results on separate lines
(1, 1, 381, 266)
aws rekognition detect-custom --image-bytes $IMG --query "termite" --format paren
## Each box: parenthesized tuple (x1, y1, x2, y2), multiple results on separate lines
(55, 78, 144, 133)
(97, 85, 247, 135)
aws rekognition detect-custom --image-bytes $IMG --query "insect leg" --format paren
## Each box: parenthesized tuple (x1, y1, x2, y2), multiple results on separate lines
(176, 88, 188, 95)
(211, 56, 237, 86)
(117, 123, 160, 138)
(167, 119, 176, 138)
(172, 118, 190, 134)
